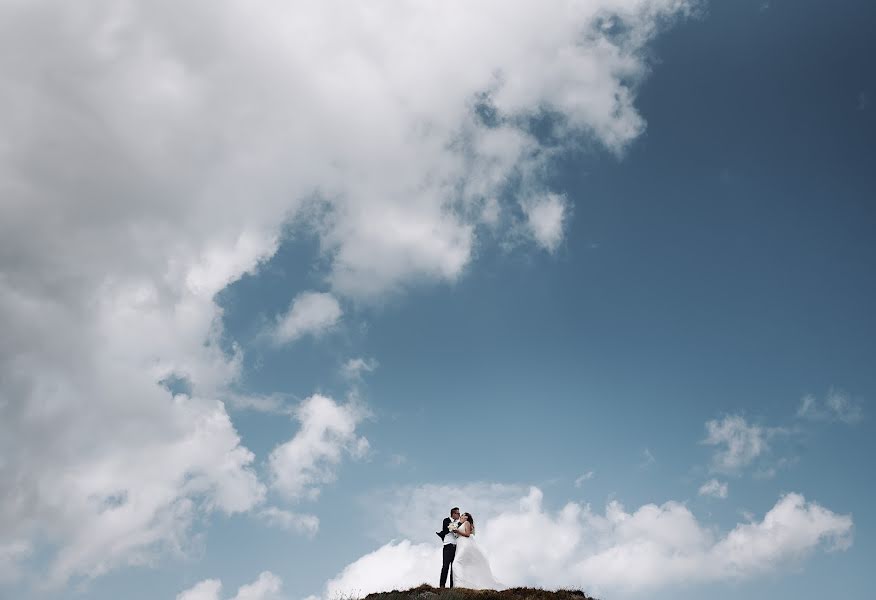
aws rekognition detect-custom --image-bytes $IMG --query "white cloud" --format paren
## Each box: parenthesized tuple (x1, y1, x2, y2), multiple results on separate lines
(323, 485, 852, 598)
(481, 197, 502, 226)
(797, 395, 818, 419)
(258, 507, 320, 537)
(178, 579, 223, 600)
(0, 541, 31, 583)
(698, 479, 728, 499)
(573, 492, 851, 594)
(825, 391, 862, 423)
(0, 0, 696, 586)
(231, 571, 283, 600)
(797, 390, 863, 425)
(325, 540, 438, 600)
(268, 394, 369, 501)
(44, 395, 266, 585)
(574, 471, 595, 488)
(178, 572, 283, 600)
(273, 292, 342, 345)
(703, 415, 768, 473)
(341, 357, 379, 381)
(640, 448, 656, 469)
(521, 193, 569, 252)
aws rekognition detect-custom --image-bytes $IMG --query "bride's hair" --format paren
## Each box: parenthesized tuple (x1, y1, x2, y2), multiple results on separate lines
(463, 512, 475, 533)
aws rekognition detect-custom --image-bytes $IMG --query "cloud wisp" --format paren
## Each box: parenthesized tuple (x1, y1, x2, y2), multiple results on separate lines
(258, 508, 320, 538)
(702, 415, 773, 473)
(698, 479, 729, 499)
(702, 397, 862, 481)
(574, 471, 595, 488)
(341, 357, 380, 381)
(797, 390, 864, 425)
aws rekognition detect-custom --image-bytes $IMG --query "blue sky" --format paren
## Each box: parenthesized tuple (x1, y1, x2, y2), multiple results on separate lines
(1, 1, 874, 600)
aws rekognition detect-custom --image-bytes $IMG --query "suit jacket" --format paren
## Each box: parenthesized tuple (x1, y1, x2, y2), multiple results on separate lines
(438, 517, 456, 541)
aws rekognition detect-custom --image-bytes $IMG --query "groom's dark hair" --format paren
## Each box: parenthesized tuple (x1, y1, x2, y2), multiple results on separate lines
(450, 507, 460, 515)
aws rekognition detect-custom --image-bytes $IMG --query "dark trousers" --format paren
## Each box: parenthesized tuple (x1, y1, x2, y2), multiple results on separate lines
(439, 543, 456, 588)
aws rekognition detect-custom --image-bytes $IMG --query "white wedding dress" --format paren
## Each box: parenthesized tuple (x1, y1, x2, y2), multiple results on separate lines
(452, 533, 504, 590)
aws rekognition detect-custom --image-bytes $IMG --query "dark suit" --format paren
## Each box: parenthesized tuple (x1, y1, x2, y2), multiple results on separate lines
(439, 517, 457, 588)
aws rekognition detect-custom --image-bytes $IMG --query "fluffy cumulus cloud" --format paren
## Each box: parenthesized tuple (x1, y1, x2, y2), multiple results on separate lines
(522, 193, 570, 252)
(0, 0, 697, 587)
(325, 541, 439, 600)
(230, 572, 284, 600)
(323, 485, 852, 598)
(178, 579, 224, 600)
(269, 394, 370, 501)
(178, 572, 283, 600)
(272, 291, 342, 345)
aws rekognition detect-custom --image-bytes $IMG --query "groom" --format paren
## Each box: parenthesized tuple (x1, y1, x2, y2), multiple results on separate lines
(437, 507, 460, 588)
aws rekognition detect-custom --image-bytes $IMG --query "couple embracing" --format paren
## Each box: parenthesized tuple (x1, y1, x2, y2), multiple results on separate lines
(437, 507, 503, 590)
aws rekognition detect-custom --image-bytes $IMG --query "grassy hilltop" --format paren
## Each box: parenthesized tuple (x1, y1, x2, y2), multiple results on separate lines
(361, 585, 599, 600)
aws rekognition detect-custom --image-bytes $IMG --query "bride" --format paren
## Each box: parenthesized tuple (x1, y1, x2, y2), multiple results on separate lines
(452, 512, 504, 590)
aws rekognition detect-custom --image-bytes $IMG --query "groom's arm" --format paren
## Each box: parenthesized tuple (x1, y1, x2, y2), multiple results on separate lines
(437, 517, 451, 540)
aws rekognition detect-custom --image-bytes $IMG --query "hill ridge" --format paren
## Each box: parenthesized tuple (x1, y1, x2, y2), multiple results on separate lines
(360, 584, 599, 600)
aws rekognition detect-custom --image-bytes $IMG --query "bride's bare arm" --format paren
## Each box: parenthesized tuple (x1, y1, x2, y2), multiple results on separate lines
(456, 522, 473, 537)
